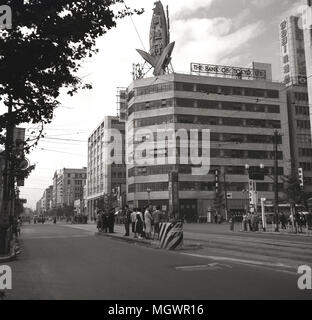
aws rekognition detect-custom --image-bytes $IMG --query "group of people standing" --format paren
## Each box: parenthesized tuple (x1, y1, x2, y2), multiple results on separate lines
(96, 208, 117, 233)
(242, 212, 260, 232)
(122, 204, 163, 240)
(241, 211, 312, 233)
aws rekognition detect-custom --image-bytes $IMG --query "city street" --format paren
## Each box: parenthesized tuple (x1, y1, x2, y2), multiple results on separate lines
(2, 223, 312, 300)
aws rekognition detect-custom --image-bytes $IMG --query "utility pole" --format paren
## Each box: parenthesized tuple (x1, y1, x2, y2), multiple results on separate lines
(0, 95, 14, 255)
(223, 171, 228, 221)
(273, 130, 279, 232)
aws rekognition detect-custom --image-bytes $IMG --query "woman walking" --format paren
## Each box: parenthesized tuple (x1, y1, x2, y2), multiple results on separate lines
(144, 206, 153, 239)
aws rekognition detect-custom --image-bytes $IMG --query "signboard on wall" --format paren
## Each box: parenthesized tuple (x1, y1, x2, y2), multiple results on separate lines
(190, 63, 267, 80)
(280, 19, 291, 85)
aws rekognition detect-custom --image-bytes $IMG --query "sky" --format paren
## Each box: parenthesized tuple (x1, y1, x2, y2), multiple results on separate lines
(17, 0, 306, 209)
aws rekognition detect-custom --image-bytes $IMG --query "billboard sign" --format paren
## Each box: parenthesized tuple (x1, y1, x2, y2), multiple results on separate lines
(190, 63, 266, 80)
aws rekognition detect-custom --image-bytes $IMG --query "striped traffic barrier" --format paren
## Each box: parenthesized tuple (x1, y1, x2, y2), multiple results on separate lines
(159, 221, 183, 250)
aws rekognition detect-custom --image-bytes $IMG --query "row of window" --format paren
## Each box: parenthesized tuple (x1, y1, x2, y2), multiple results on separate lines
(296, 134, 312, 145)
(294, 92, 309, 101)
(297, 120, 311, 129)
(128, 82, 280, 100)
(67, 180, 84, 185)
(131, 147, 284, 161)
(128, 182, 284, 193)
(129, 131, 282, 145)
(128, 165, 284, 177)
(299, 148, 312, 157)
(67, 173, 86, 179)
(299, 162, 312, 171)
(304, 177, 312, 185)
(128, 98, 280, 116)
(133, 115, 281, 129)
(295, 105, 310, 116)
(111, 171, 127, 179)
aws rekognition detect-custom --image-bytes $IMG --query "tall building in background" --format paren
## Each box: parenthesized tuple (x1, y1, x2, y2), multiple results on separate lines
(86, 116, 126, 220)
(280, 16, 307, 86)
(280, 14, 312, 193)
(126, 64, 291, 221)
(303, 0, 312, 134)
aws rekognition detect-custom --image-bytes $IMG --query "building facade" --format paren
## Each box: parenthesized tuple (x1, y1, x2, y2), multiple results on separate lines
(280, 13, 312, 193)
(303, 0, 312, 134)
(52, 168, 87, 208)
(126, 67, 291, 221)
(280, 15, 307, 87)
(286, 85, 312, 192)
(86, 116, 126, 220)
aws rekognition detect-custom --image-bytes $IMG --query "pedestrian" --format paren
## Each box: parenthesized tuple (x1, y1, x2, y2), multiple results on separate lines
(101, 211, 108, 232)
(131, 208, 137, 236)
(123, 205, 132, 236)
(280, 212, 287, 230)
(135, 212, 144, 239)
(214, 212, 218, 224)
(53, 216, 57, 224)
(152, 206, 162, 239)
(247, 212, 253, 231)
(96, 210, 102, 231)
(12, 217, 19, 239)
(295, 211, 301, 233)
(242, 212, 248, 231)
(108, 208, 115, 233)
(300, 213, 306, 232)
(144, 205, 153, 239)
(17, 217, 22, 237)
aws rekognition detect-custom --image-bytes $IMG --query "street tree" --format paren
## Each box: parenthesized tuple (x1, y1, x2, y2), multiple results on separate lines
(0, 0, 143, 255)
(0, 0, 143, 150)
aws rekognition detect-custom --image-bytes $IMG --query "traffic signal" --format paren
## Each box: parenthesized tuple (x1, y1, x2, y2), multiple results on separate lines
(215, 169, 219, 193)
(248, 167, 265, 180)
(298, 167, 304, 189)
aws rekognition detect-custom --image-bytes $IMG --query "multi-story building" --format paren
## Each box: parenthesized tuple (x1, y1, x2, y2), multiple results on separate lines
(303, 0, 312, 132)
(52, 168, 87, 208)
(280, 14, 312, 193)
(42, 185, 53, 213)
(125, 63, 291, 221)
(86, 116, 126, 220)
(280, 16, 307, 87)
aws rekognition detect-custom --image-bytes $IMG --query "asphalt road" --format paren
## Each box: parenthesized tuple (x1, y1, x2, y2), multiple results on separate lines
(2, 223, 312, 300)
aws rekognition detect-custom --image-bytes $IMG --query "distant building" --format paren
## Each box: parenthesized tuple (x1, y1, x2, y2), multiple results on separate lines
(42, 185, 53, 213)
(52, 168, 87, 208)
(86, 116, 126, 220)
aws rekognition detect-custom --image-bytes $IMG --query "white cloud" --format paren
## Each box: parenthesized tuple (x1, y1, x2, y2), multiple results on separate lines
(172, 17, 264, 69)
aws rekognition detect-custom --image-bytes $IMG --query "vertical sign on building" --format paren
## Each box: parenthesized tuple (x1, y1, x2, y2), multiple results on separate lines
(168, 171, 179, 220)
(280, 19, 291, 86)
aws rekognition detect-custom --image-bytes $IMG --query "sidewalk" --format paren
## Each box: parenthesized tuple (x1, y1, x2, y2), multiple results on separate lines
(183, 222, 312, 237)
(64, 223, 201, 250)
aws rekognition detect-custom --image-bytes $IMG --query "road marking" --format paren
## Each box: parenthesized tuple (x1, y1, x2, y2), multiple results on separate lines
(175, 263, 232, 272)
(180, 253, 297, 270)
(24, 235, 92, 240)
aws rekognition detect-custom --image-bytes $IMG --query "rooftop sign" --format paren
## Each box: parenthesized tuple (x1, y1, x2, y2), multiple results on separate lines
(190, 63, 267, 80)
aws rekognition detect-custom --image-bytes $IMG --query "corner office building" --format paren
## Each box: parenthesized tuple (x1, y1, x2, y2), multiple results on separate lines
(126, 63, 291, 221)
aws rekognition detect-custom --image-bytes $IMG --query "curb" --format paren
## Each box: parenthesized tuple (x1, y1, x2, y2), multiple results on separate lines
(237, 230, 312, 237)
(95, 231, 203, 251)
(95, 231, 152, 246)
(0, 252, 16, 263)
